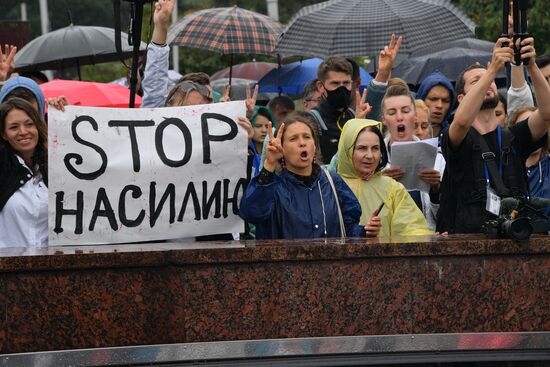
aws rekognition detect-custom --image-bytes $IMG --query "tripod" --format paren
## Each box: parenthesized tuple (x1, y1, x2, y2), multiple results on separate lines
(501, 0, 529, 65)
(114, 0, 154, 108)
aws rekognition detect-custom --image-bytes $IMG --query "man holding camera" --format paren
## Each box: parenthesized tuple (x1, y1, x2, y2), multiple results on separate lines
(436, 36, 550, 233)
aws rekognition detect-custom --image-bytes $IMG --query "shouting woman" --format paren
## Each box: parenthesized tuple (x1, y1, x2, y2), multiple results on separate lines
(240, 112, 380, 239)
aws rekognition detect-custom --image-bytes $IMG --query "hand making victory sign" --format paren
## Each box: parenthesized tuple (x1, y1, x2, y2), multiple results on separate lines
(263, 122, 285, 172)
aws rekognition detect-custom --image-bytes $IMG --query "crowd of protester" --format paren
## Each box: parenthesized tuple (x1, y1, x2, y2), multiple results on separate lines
(1, 0, 550, 247)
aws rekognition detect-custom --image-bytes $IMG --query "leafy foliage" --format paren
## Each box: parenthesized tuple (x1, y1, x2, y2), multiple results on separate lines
(451, 0, 550, 54)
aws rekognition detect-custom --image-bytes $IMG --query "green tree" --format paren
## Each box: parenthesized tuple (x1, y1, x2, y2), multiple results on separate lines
(451, 0, 550, 54)
(4, 0, 550, 81)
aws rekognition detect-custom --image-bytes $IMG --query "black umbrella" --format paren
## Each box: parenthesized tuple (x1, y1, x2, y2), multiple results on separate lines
(276, 0, 475, 58)
(392, 38, 506, 85)
(15, 25, 146, 80)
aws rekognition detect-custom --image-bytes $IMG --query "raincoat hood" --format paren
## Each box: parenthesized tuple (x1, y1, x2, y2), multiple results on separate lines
(0, 76, 46, 118)
(415, 71, 456, 125)
(337, 118, 384, 180)
(336, 119, 432, 237)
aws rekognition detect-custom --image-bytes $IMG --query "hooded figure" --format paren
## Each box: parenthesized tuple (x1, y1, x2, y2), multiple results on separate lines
(416, 71, 456, 141)
(337, 118, 433, 238)
(0, 77, 46, 119)
(249, 106, 274, 177)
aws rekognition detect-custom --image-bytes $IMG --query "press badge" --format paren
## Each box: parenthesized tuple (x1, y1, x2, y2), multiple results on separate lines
(486, 187, 501, 216)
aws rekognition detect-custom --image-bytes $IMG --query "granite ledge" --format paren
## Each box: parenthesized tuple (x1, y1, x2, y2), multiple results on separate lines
(0, 234, 548, 272)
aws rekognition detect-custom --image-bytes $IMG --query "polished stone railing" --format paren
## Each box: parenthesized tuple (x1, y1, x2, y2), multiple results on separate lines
(0, 234, 548, 354)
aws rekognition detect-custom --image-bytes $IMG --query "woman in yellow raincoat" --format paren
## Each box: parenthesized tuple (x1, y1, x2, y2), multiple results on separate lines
(336, 119, 433, 238)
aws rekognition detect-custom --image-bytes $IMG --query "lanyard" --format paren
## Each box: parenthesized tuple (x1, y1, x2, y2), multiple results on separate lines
(483, 125, 502, 186)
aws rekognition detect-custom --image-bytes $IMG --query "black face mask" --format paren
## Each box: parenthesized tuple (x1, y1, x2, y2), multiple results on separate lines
(324, 85, 351, 110)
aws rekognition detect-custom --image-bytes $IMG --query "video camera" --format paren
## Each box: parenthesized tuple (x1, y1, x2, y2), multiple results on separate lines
(483, 197, 550, 240)
(501, 0, 530, 65)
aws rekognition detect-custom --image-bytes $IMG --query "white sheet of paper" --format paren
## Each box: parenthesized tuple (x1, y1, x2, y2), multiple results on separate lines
(390, 138, 438, 192)
(48, 101, 247, 245)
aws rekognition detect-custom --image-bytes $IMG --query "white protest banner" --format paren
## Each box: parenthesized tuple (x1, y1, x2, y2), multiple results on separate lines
(48, 101, 247, 245)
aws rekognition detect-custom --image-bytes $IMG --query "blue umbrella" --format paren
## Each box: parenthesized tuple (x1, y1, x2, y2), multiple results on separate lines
(258, 58, 373, 96)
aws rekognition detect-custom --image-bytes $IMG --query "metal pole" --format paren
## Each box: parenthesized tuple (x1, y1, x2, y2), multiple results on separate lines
(39, 0, 50, 34)
(266, 0, 279, 21)
(21, 3, 28, 21)
(38, 0, 54, 80)
(129, 0, 145, 108)
(171, 0, 179, 72)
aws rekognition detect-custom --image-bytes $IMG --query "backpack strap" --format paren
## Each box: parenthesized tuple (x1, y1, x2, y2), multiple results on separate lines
(310, 109, 327, 132)
(322, 167, 346, 239)
(472, 127, 511, 197)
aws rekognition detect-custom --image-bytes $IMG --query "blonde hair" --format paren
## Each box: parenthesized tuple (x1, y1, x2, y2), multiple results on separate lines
(388, 77, 408, 89)
(415, 99, 429, 116)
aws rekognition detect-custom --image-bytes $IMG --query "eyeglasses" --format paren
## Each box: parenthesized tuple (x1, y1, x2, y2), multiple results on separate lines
(177, 81, 213, 100)
(166, 80, 214, 106)
(305, 98, 320, 103)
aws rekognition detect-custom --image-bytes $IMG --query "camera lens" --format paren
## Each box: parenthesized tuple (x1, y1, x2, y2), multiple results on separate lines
(503, 217, 533, 240)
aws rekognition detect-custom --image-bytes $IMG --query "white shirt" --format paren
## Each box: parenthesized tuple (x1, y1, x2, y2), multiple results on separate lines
(0, 155, 48, 248)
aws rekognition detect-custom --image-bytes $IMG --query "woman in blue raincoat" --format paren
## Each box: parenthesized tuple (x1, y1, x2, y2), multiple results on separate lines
(240, 111, 380, 239)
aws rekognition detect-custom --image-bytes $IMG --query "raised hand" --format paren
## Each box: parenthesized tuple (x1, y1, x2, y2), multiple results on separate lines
(0, 44, 17, 82)
(237, 116, 254, 140)
(152, 0, 175, 44)
(245, 83, 259, 118)
(220, 84, 231, 102)
(375, 34, 402, 83)
(517, 37, 536, 65)
(355, 88, 372, 118)
(263, 122, 284, 172)
(489, 37, 514, 74)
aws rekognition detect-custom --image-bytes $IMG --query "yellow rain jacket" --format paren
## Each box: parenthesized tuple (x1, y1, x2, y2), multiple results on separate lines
(337, 119, 433, 238)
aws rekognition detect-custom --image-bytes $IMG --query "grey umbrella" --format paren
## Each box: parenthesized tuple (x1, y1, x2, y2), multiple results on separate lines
(392, 38, 506, 85)
(276, 0, 476, 58)
(15, 25, 146, 79)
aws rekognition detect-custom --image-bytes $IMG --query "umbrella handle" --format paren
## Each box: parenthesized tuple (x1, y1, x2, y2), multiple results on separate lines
(127, 0, 147, 108)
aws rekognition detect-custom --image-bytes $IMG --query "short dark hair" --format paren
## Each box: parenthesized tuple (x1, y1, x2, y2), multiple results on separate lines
(536, 54, 550, 69)
(317, 56, 352, 82)
(4, 87, 39, 108)
(20, 71, 49, 84)
(302, 79, 318, 100)
(346, 58, 360, 82)
(455, 64, 486, 96)
(381, 84, 415, 112)
(268, 95, 295, 111)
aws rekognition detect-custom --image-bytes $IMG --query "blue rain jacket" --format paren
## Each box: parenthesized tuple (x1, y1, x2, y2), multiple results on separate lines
(240, 167, 365, 239)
